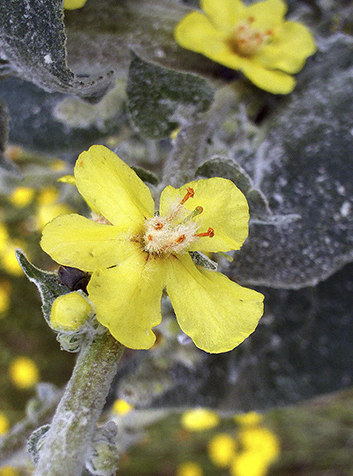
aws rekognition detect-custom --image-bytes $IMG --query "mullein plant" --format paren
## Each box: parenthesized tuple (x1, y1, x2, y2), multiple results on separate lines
(12, 0, 316, 473)
(17, 144, 264, 476)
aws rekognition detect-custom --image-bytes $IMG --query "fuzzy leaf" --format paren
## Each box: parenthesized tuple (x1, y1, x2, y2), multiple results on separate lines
(0, 0, 113, 102)
(127, 53, 214, 139)
(28, 424, 51, 464)
(16, 250, 69, 324)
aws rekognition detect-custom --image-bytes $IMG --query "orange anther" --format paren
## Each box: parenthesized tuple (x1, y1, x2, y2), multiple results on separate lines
(266, 29, 273, 36)
(153, 222, 163, 230)
(147, 235, 153, 241)
(176, 234, 186, 244)
(248, 16, 255, 23)
(180, 187, 195, 205)
(195, 227, 214, 238)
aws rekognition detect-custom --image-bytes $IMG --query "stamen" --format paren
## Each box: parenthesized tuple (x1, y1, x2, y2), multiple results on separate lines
(153, 221, 163, 230)
(180, 187, 195, 205)
(176, 234, 186, 244)
(195, 227, 215, 238)
(248, 16, 255, 23)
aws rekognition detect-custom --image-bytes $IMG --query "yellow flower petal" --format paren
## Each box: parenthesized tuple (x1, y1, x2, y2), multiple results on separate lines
(174, 12, 232, 59)
(64, 0, 87, 10)
(50, 291, 94, 331)
(75, 145, 155, 227)
(260, 21, 317, 73)
(201, 0, 245, 31)
(88, 252, 166, 349)
(159, 178, 249, 252)
(245, 0, 287, 29)
(166, 254, 264, 353)
(41, 214, 139, 271)
(240, 60, 296, 94)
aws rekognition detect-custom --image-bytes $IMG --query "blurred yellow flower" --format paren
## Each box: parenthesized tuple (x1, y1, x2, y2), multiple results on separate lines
(36, 188, 74, 230)
(0, 240, 25, 276)
(112, 399, 134, 415)
(41, 146, 263, 353)
(181, 408, 220, 431)
(234, 411, 263, 427)
(64, 0, 87, 10)
(9, 356, 40, 390)
(0, 223, 28, 276)
(0, 467, 18, 476)
(174, 0, 316, 94)
(208, 433, 237, 467)
(0, 412, 10, 436)
(0, 281, 11, 316)
(176, 461, 203, 476)
(231, 426, 280, 476)
(9, 187, 35, 208)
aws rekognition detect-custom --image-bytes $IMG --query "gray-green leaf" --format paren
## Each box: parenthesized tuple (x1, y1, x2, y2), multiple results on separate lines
(127, 52, 214, 139)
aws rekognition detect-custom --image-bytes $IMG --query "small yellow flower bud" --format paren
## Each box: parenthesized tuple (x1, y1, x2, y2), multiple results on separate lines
(50, 291, 94, 332)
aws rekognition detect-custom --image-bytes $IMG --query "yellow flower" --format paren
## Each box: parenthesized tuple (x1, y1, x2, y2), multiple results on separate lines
(41, 145, 263, 353)
(208, 433, 237, 467)
(9, 356, 40, 390)
(0, 281, 11, 316)
(0, 467, 18, 476)
(112, 399, 134, 415)
(35, 188, 74, 230)
(234, 411, 263, 427)
(9, 187, 35, 208)
(174, 0, 316, 94)
(181, 408, 220, 432)
(64, 0, 87, 10)
(0, 412, 10, 435)
(176, 462, 203, 476)
(231, 427, 280, 476)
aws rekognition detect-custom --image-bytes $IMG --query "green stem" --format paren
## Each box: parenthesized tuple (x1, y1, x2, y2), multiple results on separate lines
(33, 331, 124, 476)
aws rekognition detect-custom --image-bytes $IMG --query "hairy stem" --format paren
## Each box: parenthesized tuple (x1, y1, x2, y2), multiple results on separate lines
(33, 331, 124, 476)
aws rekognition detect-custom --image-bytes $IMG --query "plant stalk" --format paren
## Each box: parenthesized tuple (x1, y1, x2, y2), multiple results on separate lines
(33, 331, 124, 476)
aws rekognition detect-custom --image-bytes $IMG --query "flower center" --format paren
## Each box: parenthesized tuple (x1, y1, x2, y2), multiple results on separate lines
(227, 16, 273, 57)
(142, 187, 214, 256)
